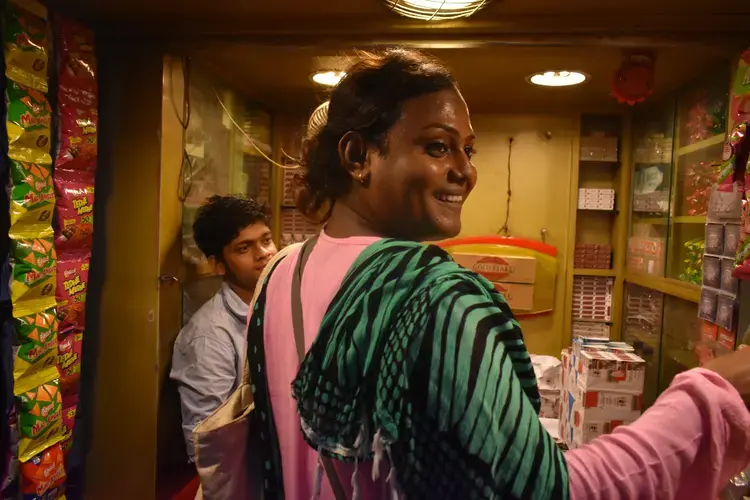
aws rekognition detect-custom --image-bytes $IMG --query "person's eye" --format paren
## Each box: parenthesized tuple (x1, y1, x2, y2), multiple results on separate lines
(464, 146, 477, 159)
(236, 245, 249, 254)
(425, 142, 449, 158)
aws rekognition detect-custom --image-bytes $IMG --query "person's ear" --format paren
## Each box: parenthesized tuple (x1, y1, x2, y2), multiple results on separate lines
(209, 255, 226, 276)
(338, 131, 370, 186)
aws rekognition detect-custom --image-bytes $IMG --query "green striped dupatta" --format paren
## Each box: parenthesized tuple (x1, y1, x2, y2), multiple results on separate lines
(288, 239, 569, 499)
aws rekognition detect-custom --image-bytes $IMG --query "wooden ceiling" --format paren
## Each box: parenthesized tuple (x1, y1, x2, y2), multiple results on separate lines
(49, 0, 749, 113)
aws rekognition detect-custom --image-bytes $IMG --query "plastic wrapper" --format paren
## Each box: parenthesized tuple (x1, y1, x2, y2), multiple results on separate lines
(53, 171, 94, 251)
(57, 19, 96, 96)
(60, 399, 76, 463)
(56, 331, 81, 379)
(55, 254, 88, 334)
(8, 159, 54, 236)
(12, 307, 58, 395)
(9, 233, 56, 316)
(20, 443, 65, 500)
(3, 3, 49, 93)
(55, 99, 96, 172)
(731, 49, 750, 125)
(15, 380, 63, 463)
(6, 81, 52, 165)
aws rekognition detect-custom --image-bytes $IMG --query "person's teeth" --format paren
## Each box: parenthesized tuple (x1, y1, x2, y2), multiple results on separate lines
(436, 194, 463, 203)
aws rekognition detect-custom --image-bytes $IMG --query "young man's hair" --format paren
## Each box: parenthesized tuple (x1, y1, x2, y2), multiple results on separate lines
(193, 194, 270, 260)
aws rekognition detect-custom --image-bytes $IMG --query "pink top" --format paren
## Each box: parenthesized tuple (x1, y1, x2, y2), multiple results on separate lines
(262, 232, 750, 499)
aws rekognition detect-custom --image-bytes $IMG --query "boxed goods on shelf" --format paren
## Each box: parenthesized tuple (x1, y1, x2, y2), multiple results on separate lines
(572, 276, 613, 322)
(559, 343, 645, 449)
(574, 243, 612, 269)
(452, 253, 536, 284)
(580, 134, 619, 162)
(572, 321, 611, 340)
(492, 282, 534, 311)
(578, 188, 615, 211)
(627, 236, 665, 275)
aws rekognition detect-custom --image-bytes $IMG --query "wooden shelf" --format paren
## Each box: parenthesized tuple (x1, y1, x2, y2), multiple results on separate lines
(633, 216, 668, 225)
(675, 134, 724, 157)
(624, 272, 701, 303)
(672, 215, 706, 224)
(573, 269, 616, 277)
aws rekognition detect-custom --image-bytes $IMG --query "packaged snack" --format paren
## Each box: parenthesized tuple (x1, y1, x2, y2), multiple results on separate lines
(702, 255, 721, 289)
(53, 170, 94, 251)
(698, 289, 718, 322)
(716, 294, 736, 331)
(57, 18, 96, 94)
(16, 380, 63, 463)
(57, 330, 81, 378)
(9, 233, 56, 315)
(20, 443, 65, 500)
(731, 49, 750, 125)
(725, 224, 741, 257)
(56, 254, 89, 334)
(3, 3, 49, 93)
(721, 258, 739, 295)
(55, 102, 97, 172)
(705, 224, 724, 255)
(60, 401, 76, 462)
(12, 307, 58, 395)
(8, 159, 54, 235)
(6, 81, 52, 165)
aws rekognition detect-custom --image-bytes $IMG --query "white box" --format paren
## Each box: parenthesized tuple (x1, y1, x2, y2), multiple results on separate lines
(575, 350, 646, 393)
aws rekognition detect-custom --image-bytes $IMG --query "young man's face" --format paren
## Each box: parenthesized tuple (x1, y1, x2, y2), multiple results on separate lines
(216, 222, 277, 292)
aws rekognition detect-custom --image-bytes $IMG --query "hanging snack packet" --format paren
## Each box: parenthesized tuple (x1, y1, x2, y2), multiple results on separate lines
(3, 3, 49, 93)
(57, 330, 81, 378)
(55, 102, 97, 172)
(8, 159, 54, 235)
(54, 170, 94, 251)
(20, 443, 65, 500)
(60, 398, 77, 462)
(56, 255, 88, 334)
(10, 232, 56, 316)
(731, 48, 750, 125)
(57, 18, 96, 95)
(12, 307, 58, 395)
(16, 380, 63, 463)
(6, 81, 52, 165)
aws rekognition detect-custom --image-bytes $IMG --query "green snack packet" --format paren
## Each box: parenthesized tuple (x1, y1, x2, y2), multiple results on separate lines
(6, 80, 52, 164)
(8, 159, 54, 234)
(10, 232, 56, 316)
(16, 379, 64, 463)
(13, 307, 58, 395)
(4, 2, 49, 92)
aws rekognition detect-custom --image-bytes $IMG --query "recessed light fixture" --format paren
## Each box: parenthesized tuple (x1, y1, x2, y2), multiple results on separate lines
(383, 0, 492, 21)
(528, 71, 587, 87)
(312, 70, 345, 87)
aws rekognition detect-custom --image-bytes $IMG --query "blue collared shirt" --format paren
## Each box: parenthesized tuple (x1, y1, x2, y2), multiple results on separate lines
(170, 282, 249, 461)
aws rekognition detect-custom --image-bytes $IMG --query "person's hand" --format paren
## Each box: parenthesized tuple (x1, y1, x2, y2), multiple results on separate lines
(703, 345, 750, 403)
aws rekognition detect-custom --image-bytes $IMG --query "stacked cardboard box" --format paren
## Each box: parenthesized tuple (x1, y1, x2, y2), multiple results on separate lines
(452, 253, 537, 312)
(578, 188, 615, 211)
(580, 134, 619, 162)
(560, 342, 645, 449)
(574, 244, 612, 270)
(572, 321, 611, 340)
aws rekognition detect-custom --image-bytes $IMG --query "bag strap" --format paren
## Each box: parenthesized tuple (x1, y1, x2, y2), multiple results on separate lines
(241, 241, 303, 386)
(291, 236, 348, 500)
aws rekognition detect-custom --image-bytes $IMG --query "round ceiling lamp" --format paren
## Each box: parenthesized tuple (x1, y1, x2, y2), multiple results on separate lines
(312, 70, 345, 87)
(528, 71, 587, 87)
(384, 0, 492, 21)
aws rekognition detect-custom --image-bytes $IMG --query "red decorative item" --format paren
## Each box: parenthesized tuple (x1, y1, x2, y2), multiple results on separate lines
(611, 55, 655, 105)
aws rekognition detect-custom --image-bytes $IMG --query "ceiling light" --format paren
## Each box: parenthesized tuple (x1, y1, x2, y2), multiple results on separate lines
(384, 0, 492, 21)
(528, 71, 587, 87)
(312, 70, 345, 87)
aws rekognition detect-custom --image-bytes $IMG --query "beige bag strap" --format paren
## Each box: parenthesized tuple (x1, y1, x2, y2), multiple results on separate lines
(241, 242, 303, 386)
(291, 237, 348, 500)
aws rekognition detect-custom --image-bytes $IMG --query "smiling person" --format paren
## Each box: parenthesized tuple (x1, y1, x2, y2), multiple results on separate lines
(246, 50, 750, 499)
(171, 194, 277, 462)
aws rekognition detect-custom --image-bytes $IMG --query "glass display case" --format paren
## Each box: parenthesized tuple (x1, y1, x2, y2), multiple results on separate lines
(623, 63, 732, 404)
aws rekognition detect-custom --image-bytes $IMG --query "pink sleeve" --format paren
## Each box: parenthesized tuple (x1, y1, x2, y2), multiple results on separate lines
(566, 368, 750, 499)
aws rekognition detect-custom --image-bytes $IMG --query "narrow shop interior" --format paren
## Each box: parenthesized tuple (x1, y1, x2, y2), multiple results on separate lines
(1, 0, 750, 498)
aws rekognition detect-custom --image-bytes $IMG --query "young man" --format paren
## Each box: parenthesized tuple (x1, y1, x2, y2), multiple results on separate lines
(170, 195, 277, 462)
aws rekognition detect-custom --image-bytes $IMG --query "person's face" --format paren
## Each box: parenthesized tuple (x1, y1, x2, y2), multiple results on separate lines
(344, 87, 477, 241)
(216, 222, 277, 290)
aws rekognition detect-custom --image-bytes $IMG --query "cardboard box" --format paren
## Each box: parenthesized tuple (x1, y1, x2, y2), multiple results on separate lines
(574, 350, 646, 393)
(539, 389, 560, 419)
(452, 253, 537, 284)
(492, 282, 534, 311)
